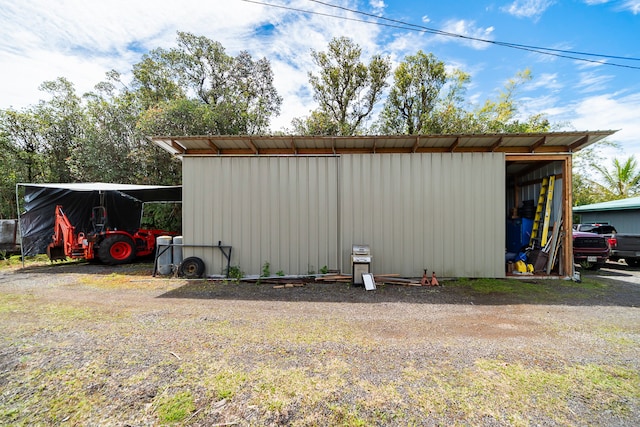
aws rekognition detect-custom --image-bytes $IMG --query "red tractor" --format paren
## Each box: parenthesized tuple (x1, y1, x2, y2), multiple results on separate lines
(47, 204, 175, 265)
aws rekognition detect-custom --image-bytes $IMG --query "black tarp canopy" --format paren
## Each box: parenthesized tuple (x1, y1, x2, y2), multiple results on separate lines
(17, 183, 182, 256)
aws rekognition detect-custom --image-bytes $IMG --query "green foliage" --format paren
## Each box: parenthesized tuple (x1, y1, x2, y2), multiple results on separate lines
(133, 32, 282, 135)
(306, 37, 391, 135)
(140, 203, 181, 232)
(261, 261, 271, 277)
(473, 69, 551, 133)
(572, 172, 602, 207)
(320, 265, 329, 274)
(592, 156, 640, 199)
(154, 391, 195, 423)
(0, 33, 285, 217)
(378, 50, 447, 134)
(0, 35, 580, 219)
(36, 77, 84, 183)
(290, 110, 340, 135)
(375, 64, 551, 136)
(227, 265, 244, 283)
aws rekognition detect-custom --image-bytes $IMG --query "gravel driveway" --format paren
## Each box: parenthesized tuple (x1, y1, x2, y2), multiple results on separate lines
(1, 260, 638, 426)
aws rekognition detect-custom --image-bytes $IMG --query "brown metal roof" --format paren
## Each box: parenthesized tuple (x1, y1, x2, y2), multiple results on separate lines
(151, 131, 616, 157)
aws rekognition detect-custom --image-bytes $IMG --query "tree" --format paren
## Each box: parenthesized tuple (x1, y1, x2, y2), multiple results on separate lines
(592, 157, 640, 199)
(132, 32, 282, 135)
(0, 108, 46, 183)
(68, 76, 140, 183)
(571, 139, 620, 206)
(35, 77, 85, 182)
(306, 37, 391, 135)
(572, 172, 602, 207)
(418, 69, 478, 134)
(378, 51, 446, 134)
(290, 110, 340, 136)
(76, 72, 182, 185)
(474, 69, 550, 133)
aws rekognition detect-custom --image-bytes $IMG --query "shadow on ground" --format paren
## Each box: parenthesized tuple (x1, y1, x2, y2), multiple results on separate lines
(13, 259, 156, 276)
(157, 274, 640, 307)
(7, 259, 639, 307)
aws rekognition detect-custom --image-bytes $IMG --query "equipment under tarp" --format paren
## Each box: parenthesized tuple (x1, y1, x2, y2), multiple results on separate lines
(17, 183, 182, 256)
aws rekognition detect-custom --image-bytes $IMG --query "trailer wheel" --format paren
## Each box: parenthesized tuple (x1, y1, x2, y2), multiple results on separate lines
(178, 257, 205, 279)
(98, 235, 136, 265)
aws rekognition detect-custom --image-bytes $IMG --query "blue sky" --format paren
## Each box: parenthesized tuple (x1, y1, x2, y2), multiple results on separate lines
(1, 0, 639, 163)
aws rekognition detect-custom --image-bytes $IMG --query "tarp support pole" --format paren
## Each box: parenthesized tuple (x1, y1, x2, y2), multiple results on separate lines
(15, 183, 25, 267)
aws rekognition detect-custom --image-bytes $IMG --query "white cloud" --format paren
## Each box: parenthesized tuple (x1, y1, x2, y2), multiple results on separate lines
(621, 0, 640, 13)
(576, 72, 615, 93)
(525, 73, 563, 91)
(502, 0, 554, 20)
(369, 0, 386, 14)
(436, 20, 495, 50)
(583, 0, 640, 13)
(565, 93, 640, 156)
(0, 0, 388, 129)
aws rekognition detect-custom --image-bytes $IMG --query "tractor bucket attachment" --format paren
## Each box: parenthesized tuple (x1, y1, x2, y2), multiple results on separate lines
(47, 244, 66, 261)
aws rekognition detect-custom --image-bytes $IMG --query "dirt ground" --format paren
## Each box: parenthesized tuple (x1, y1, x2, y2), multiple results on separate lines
(0, 260, 639, 426)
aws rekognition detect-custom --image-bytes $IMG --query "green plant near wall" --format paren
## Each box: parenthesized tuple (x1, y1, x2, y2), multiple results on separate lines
(261, 261, 271, 277)
(320, 265, 329, 274)
(227, 265, 244, 283)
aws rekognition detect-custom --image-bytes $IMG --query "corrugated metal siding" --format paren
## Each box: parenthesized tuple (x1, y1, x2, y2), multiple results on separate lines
(340, 153, 505, 278)
(577, 211, 640, 233)
(507, 161, 564, 227)
(183, 156, 339, 276)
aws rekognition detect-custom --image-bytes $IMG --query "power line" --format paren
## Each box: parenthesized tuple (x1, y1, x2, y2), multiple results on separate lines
(308, 0, 640, 62)
(240, 0, 640, 70)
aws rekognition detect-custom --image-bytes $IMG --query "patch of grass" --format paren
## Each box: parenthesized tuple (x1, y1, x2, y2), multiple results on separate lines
(567, 276, 608, 290)
(401, 358, 639, 424)
(211, 371, 248, 400)
(0, 293, 96, 324)
(2, 365, 107, 426)
(449, 277, 610, 303)
(452, 278, 547, 295)
(0, 254, 50, 269)
(154, 390, 196, 423)
(594, 325, 638, 347)
(79, 272, 137, 289)
(0, 293, 34, 314)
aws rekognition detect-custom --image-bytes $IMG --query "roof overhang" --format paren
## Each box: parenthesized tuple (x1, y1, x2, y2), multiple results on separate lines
(150, 131, 617, 159)
(573, 196, 640, 212)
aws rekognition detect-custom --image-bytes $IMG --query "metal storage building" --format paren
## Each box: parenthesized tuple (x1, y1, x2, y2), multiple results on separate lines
(574, 197, 640, 234)
(153, 131, 614, 279)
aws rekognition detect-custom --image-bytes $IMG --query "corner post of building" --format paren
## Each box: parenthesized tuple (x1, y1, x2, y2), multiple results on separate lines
(564, 154, 574, 277)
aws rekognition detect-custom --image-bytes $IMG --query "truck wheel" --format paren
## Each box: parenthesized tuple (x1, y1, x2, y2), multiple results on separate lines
(178, 257, 205, 279)
(98, 235, 136, 265)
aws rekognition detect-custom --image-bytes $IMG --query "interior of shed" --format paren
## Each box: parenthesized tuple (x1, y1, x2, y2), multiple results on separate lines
(505, 156, 570, 277)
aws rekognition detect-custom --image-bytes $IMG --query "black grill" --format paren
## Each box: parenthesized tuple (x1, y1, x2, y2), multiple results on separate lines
(574, 237, 607, 248)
